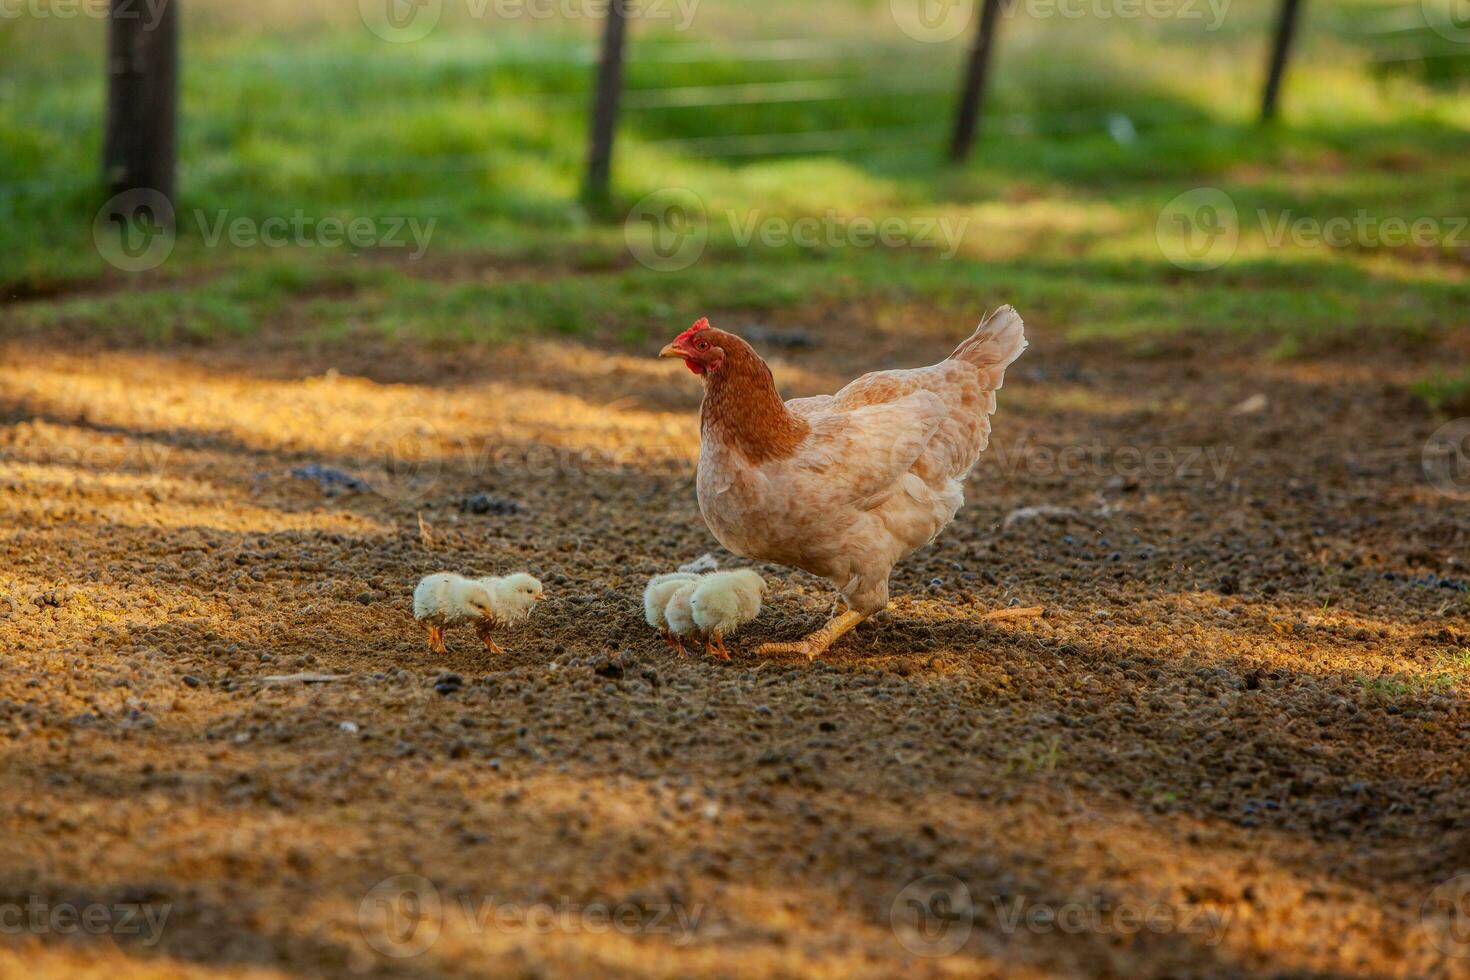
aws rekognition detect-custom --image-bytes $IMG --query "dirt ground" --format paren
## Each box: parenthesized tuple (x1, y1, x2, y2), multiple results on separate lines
(0, 295, 1467, 978)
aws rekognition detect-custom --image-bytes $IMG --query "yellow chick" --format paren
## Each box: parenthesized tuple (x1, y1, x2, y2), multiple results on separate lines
(662, 580, 700, 657)
(691, 569, 766, 660)
(412, 572, 544, 655)
(643, 572, 698, 651)
(473, 573, 546, 655)
(413, 573, 495, 654)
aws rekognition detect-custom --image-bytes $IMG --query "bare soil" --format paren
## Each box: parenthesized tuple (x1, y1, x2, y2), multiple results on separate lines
(0, 305, 1467, 978)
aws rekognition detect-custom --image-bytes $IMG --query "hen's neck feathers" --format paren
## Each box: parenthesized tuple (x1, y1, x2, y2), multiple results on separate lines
(701, 334, 809, 464)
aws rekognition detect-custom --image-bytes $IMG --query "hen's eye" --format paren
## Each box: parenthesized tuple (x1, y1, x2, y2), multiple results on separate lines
(696, 340, 709, 351)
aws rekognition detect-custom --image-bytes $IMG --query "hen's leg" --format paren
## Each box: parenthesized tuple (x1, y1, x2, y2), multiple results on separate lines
(758, 609, 868, 661)
(426, 625, 448, 654)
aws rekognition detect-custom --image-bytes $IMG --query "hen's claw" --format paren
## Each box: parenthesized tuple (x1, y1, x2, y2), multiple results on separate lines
(757, 639, 816, 660)
(758, 609, 868, 661)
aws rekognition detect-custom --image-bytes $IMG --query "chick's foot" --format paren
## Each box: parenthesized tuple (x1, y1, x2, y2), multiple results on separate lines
(476, 620, 506, 655)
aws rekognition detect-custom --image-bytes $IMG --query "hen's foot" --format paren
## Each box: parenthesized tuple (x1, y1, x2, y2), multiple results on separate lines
(759, 610, 867, 661)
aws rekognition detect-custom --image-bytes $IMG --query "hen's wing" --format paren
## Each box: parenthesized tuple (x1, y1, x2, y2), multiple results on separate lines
(775, 307, 1026, 508)
(786, 388, 949, 506)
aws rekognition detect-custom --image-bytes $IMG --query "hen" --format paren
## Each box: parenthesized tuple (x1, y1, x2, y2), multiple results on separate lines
(659, 307, 1026, 659)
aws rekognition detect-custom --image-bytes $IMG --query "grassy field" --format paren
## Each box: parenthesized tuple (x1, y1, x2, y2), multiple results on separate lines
(2, 0, 1468, 356)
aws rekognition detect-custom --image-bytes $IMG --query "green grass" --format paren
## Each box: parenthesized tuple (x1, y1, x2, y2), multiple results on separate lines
(1005, 735, 1065, 775)
(1357, 671, 1458, 702)
(1412, 370, 1470, 413)
(2, 0, 1468, 350)
(1438, 648, 1470, 673)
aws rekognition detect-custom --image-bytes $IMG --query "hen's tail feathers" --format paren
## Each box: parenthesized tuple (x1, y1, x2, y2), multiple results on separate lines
(949, 305, 1028, 390)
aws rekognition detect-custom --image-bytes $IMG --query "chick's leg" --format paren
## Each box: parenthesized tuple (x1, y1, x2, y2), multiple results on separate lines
(705, 633, 732, 662)
(476, 620, 505, 655)
(426, 625, 448, 654)
(758, 609, 868, 662)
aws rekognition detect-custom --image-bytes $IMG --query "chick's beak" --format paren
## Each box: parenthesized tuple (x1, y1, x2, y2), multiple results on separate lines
(534, 593, 546, 601)
(658, 343, 685, 360)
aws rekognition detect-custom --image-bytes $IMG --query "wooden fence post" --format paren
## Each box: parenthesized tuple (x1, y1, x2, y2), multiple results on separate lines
(949, 0, 1006, 163)
(103, 0, 179, 210)
(1261, 0, 1303, 121)
(585, 0, 629, 204)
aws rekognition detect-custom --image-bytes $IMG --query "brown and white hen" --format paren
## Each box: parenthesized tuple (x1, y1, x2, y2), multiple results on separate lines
(659, 307, 1027, 660)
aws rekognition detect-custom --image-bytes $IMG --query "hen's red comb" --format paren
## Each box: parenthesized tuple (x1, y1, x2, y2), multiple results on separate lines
(672, 317, 711, 345)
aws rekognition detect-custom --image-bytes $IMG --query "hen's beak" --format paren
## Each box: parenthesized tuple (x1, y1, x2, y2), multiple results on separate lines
(658, 343, 685, 359)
